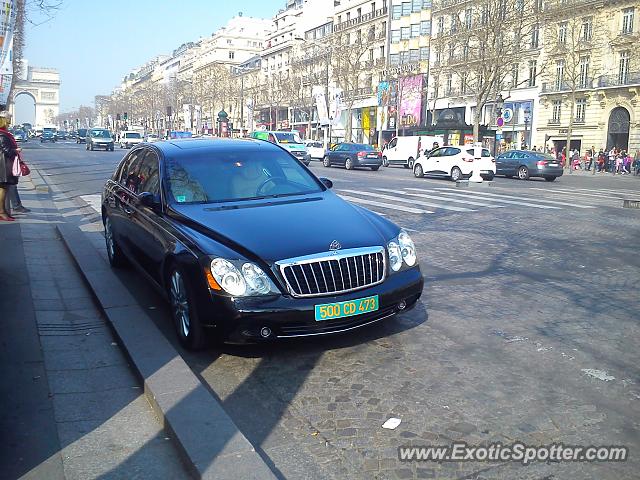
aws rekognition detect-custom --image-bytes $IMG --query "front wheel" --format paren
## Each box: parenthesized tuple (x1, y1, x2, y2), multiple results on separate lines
(518, 166, 530, 180)
(382, 156, 389, 167)
(345, 158, 354, 170)
(544, 176, 556, 182)
(323, 156, 331, 167)
(451, 166, 463, 182)
(414, 163, 424, 178)
(168, 267, 207, 350)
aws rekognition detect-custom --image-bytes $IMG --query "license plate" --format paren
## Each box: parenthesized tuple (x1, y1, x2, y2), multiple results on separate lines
(315, 295, 379, 321)
(367, 154, 378, 158)
(549, 163, 558, 167)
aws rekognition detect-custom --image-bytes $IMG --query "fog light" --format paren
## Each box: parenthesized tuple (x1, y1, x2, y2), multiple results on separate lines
(260, 327, 272, 338)
(398, 300, 407, 311)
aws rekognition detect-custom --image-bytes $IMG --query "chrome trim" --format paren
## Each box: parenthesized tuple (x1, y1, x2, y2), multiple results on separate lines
(275, 311, 396, 338)
(275, 246, 386, 298)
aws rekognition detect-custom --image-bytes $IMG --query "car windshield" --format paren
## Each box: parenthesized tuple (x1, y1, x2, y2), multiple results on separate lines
(125, 133, 141, 138)
(165, 149, 323, 204)
(92, 130, 111, 138)
(274, 132, 302, 144)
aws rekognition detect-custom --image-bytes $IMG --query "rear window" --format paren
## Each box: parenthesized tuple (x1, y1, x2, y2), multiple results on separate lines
(125, 133, 141, 139)
(78, 129, 87, 135)
(354, 144, 375, 151)
(465, 148, 491, 157)
(536, 153, 556, 161)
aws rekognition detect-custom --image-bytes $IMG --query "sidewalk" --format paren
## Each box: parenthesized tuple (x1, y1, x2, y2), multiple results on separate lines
(0, 179, 187, 479)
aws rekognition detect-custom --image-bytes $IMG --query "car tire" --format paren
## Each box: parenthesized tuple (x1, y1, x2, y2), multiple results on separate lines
(483, 173, 495, 181)
(90, 144, 94, 151)
(345, 158, 354, 170)
(371, 166, 380, 171)
(451, 166, 462, 182)
(382, 156, 389, 167)
(323, 156, 331, 167)
(109, 146, 114, 152)
(518, 166, 530, 180)
(168, 265, 207, 351)
(104, 216, 127, 268)
(407, 157, 415, 169)
(414, 163, 424, 178)
(544, 176, 556, 182)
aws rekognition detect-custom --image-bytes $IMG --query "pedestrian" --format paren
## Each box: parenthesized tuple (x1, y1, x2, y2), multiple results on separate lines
(561, 147, 567, 167)
(634, 150, 640, 175)
(0, 111, 20, 221)
(623, 151, 631, 174)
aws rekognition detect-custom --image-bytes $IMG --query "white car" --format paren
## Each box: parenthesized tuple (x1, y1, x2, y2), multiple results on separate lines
(120, 131, 144, 148)
(305, 140, 326, 160)
(146, 134, 160, 142)
(413, 146, 496, 181)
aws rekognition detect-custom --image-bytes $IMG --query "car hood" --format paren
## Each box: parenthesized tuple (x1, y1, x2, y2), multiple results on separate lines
(169, 192, 398, 262)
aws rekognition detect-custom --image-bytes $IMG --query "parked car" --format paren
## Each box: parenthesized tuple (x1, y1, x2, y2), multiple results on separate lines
(146, 134, 160, 143)
(305, 140, 325, 160)
(101, 139, 423, 349)
(119, 131, 144, 149)
(250, 130, 311, 165)
(413, 146, 496, 181)
(40, 131, 57, 143)
(495, 150, 563, 181)
(382, 135, 443, 169)
(323, 143, 383, 171)
(86, 128, 114, 151)
(76, 128, 88, 143)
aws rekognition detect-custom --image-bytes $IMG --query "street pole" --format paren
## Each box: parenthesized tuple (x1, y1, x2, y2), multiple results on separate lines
(240, 75, 245, 135)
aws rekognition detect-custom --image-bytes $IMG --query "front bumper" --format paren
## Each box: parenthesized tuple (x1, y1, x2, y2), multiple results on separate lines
(94, 142, 114, 149)
(200, 266, 424, 343)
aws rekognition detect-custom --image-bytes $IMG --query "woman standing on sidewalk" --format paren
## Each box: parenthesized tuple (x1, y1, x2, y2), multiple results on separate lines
(0, 111, 20, 221)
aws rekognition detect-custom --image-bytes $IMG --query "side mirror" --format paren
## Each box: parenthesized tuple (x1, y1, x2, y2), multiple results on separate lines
(138, 192, 161, 211)
(319, 177, 333, 189)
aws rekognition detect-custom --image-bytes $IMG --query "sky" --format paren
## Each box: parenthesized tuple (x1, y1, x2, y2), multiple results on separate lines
(24, 0, 282, 112)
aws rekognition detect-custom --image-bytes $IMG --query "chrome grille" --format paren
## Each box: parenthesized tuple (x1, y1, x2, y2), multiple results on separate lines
(276, 246, 386, 297)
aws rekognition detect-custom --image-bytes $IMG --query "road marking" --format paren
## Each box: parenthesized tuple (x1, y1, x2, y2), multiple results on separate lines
(80, 194, 102, 213)
(340, 195, 434, 214)
(340, 189, 475, 212)
(374, 188, 505, 208)
(430, 188, 562, 209)
(568, 187, 640, 195)
(529, 188, 624, 200)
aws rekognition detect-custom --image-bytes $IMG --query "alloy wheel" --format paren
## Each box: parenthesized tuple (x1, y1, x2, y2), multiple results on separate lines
(170, 271, 190, 338)
(105, 217, 115, 260)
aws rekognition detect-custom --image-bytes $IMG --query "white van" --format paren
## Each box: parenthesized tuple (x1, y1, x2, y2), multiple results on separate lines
(119, 131, 144, 149)
(382, 135, 444, 169)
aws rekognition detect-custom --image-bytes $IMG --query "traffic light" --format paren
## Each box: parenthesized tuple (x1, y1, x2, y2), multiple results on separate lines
(166, 106, 172, 117)
(116, 113, 121, 121)
(124, 112, 128, 120)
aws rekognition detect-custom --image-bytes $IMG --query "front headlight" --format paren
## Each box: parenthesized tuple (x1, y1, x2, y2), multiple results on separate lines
(398, 230, 417, 266)
(210, 258, 278, 296)
(387, 241, 402, 272)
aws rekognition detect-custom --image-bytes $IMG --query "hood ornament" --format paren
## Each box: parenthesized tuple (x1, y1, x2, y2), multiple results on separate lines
(329, 240, 342, 254)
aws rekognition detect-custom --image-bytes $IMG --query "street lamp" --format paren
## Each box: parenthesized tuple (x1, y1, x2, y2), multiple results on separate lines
(495, 94, 504, 118)
(523, 105, 531, 150)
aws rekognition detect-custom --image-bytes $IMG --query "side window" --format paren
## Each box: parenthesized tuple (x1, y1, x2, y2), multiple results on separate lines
(388, 138, 397, 148)
(446, 147, 461, 156)
(122, 151, 145, 194)
(138, 151, 161, 196)
(267, 133, 276, 144)
(429, 148, 442, 157)
(117, 151, 140, 185)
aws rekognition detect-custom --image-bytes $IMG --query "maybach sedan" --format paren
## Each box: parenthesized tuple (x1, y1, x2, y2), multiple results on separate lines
(101, 138, 423, 349)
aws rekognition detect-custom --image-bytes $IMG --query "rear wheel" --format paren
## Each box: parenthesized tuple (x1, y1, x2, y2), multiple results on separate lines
(371, 166, 380, 171)
(407, 157, 415, 169)
(168, 266, 207, 351)
(518, 166, 530, 180)
(345, 158, 354, 170)
(323, 156, 331, 167)
(544, 176, 556, 182)
(414, 163, 424, 178)
(382, 156, 389, 167)
(451, 166, 462, 182)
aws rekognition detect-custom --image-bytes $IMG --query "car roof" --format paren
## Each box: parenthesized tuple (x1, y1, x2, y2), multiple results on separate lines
(151, 137, 285, 156)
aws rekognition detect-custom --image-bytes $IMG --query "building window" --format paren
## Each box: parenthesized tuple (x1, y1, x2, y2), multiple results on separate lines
(619, 50, 630, 84)
(552, 100, 562, 122)
(446, 73, 453, 95)
(534, 0, 543, 11)
(531, 24, 540, 48)
(463, 42, 469, 60)
(437, 16, 444, 34)
(528, 60, 537, 87)
(435, 48, 441, 64)
(464, 8, 472, 29)
(575, 99, 586, 122)
(448, 42, 455, 59)
(420, 20, 431, 35)
(392, 5, 401, 19)
(369, 48, 374, 62)
(402, 2, 411, 15)
(357, 7, 361, 17)
(420, 46, 430, 61)
(380, 45, 385, 59)
(411, 24, 420, 37)
(401, 26, 411, 40)
(579, 56, 589, 88)
(400, 51, 410, 64)
(381, 21, 387, 36)
(390, 53, 400, 66)
(481, 5, 489, 25)
(450, 15, 457, 33)
(555, 59, 565, 89)
(347, 12, 351, 21)
(409, 49, 420, 63)
(412, 0, 421, 13)
(558, 22, 567, 44)
(422, 0, 432, 8)
(622, 7, 634, 34)
(461, 72, 467, 94)
(229, 51, 235, 59)
(581, 17, 593, 41)
(391, 29, 400, 43)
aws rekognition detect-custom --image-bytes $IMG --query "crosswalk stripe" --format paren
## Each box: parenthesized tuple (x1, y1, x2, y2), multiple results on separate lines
(340, 195, 434, 214)
(374, 188, 505, 208)
(429, 188, 562, 209)
(529, 188, 623, 200)
(80, 194, 102, 213)
(569, 187, 638, 195)
(340, 189, 475, 212)
(409, 187, 593, 209)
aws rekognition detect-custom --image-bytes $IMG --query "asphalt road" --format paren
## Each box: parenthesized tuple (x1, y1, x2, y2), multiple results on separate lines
(21, 140, 640, 479)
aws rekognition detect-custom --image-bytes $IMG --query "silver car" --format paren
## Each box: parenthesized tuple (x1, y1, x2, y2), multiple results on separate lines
(495, 150, 563, 182)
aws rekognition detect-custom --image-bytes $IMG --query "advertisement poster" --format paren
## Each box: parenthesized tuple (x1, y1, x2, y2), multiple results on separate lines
(399, 75, 422, 127)
(377, 81, 390, 107)
(388, 105, 397, 130)
(328, 86, 344, 126)
(464, 134, 474, 145)
(312, 85, 329, 125)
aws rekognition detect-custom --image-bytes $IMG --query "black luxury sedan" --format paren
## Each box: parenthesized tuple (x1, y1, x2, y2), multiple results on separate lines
(323, 143, 383, 170)
(101, 138, 423, 349)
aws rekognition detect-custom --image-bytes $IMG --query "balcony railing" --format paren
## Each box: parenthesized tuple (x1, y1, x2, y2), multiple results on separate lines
(541, 78, 593, 93)
(333, 7, 388, 33)
(346, 87, 373, 99)
(597, 72, 640, 87)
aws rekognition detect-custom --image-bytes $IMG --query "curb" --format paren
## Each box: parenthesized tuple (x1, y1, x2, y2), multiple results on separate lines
(56, 224, 277, 480)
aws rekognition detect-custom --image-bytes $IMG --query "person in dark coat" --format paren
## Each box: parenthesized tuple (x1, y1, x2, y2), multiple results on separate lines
(0, 111, 20, 221)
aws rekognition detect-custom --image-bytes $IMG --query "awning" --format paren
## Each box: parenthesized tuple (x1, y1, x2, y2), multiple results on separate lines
(349, 97, 378, 109)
